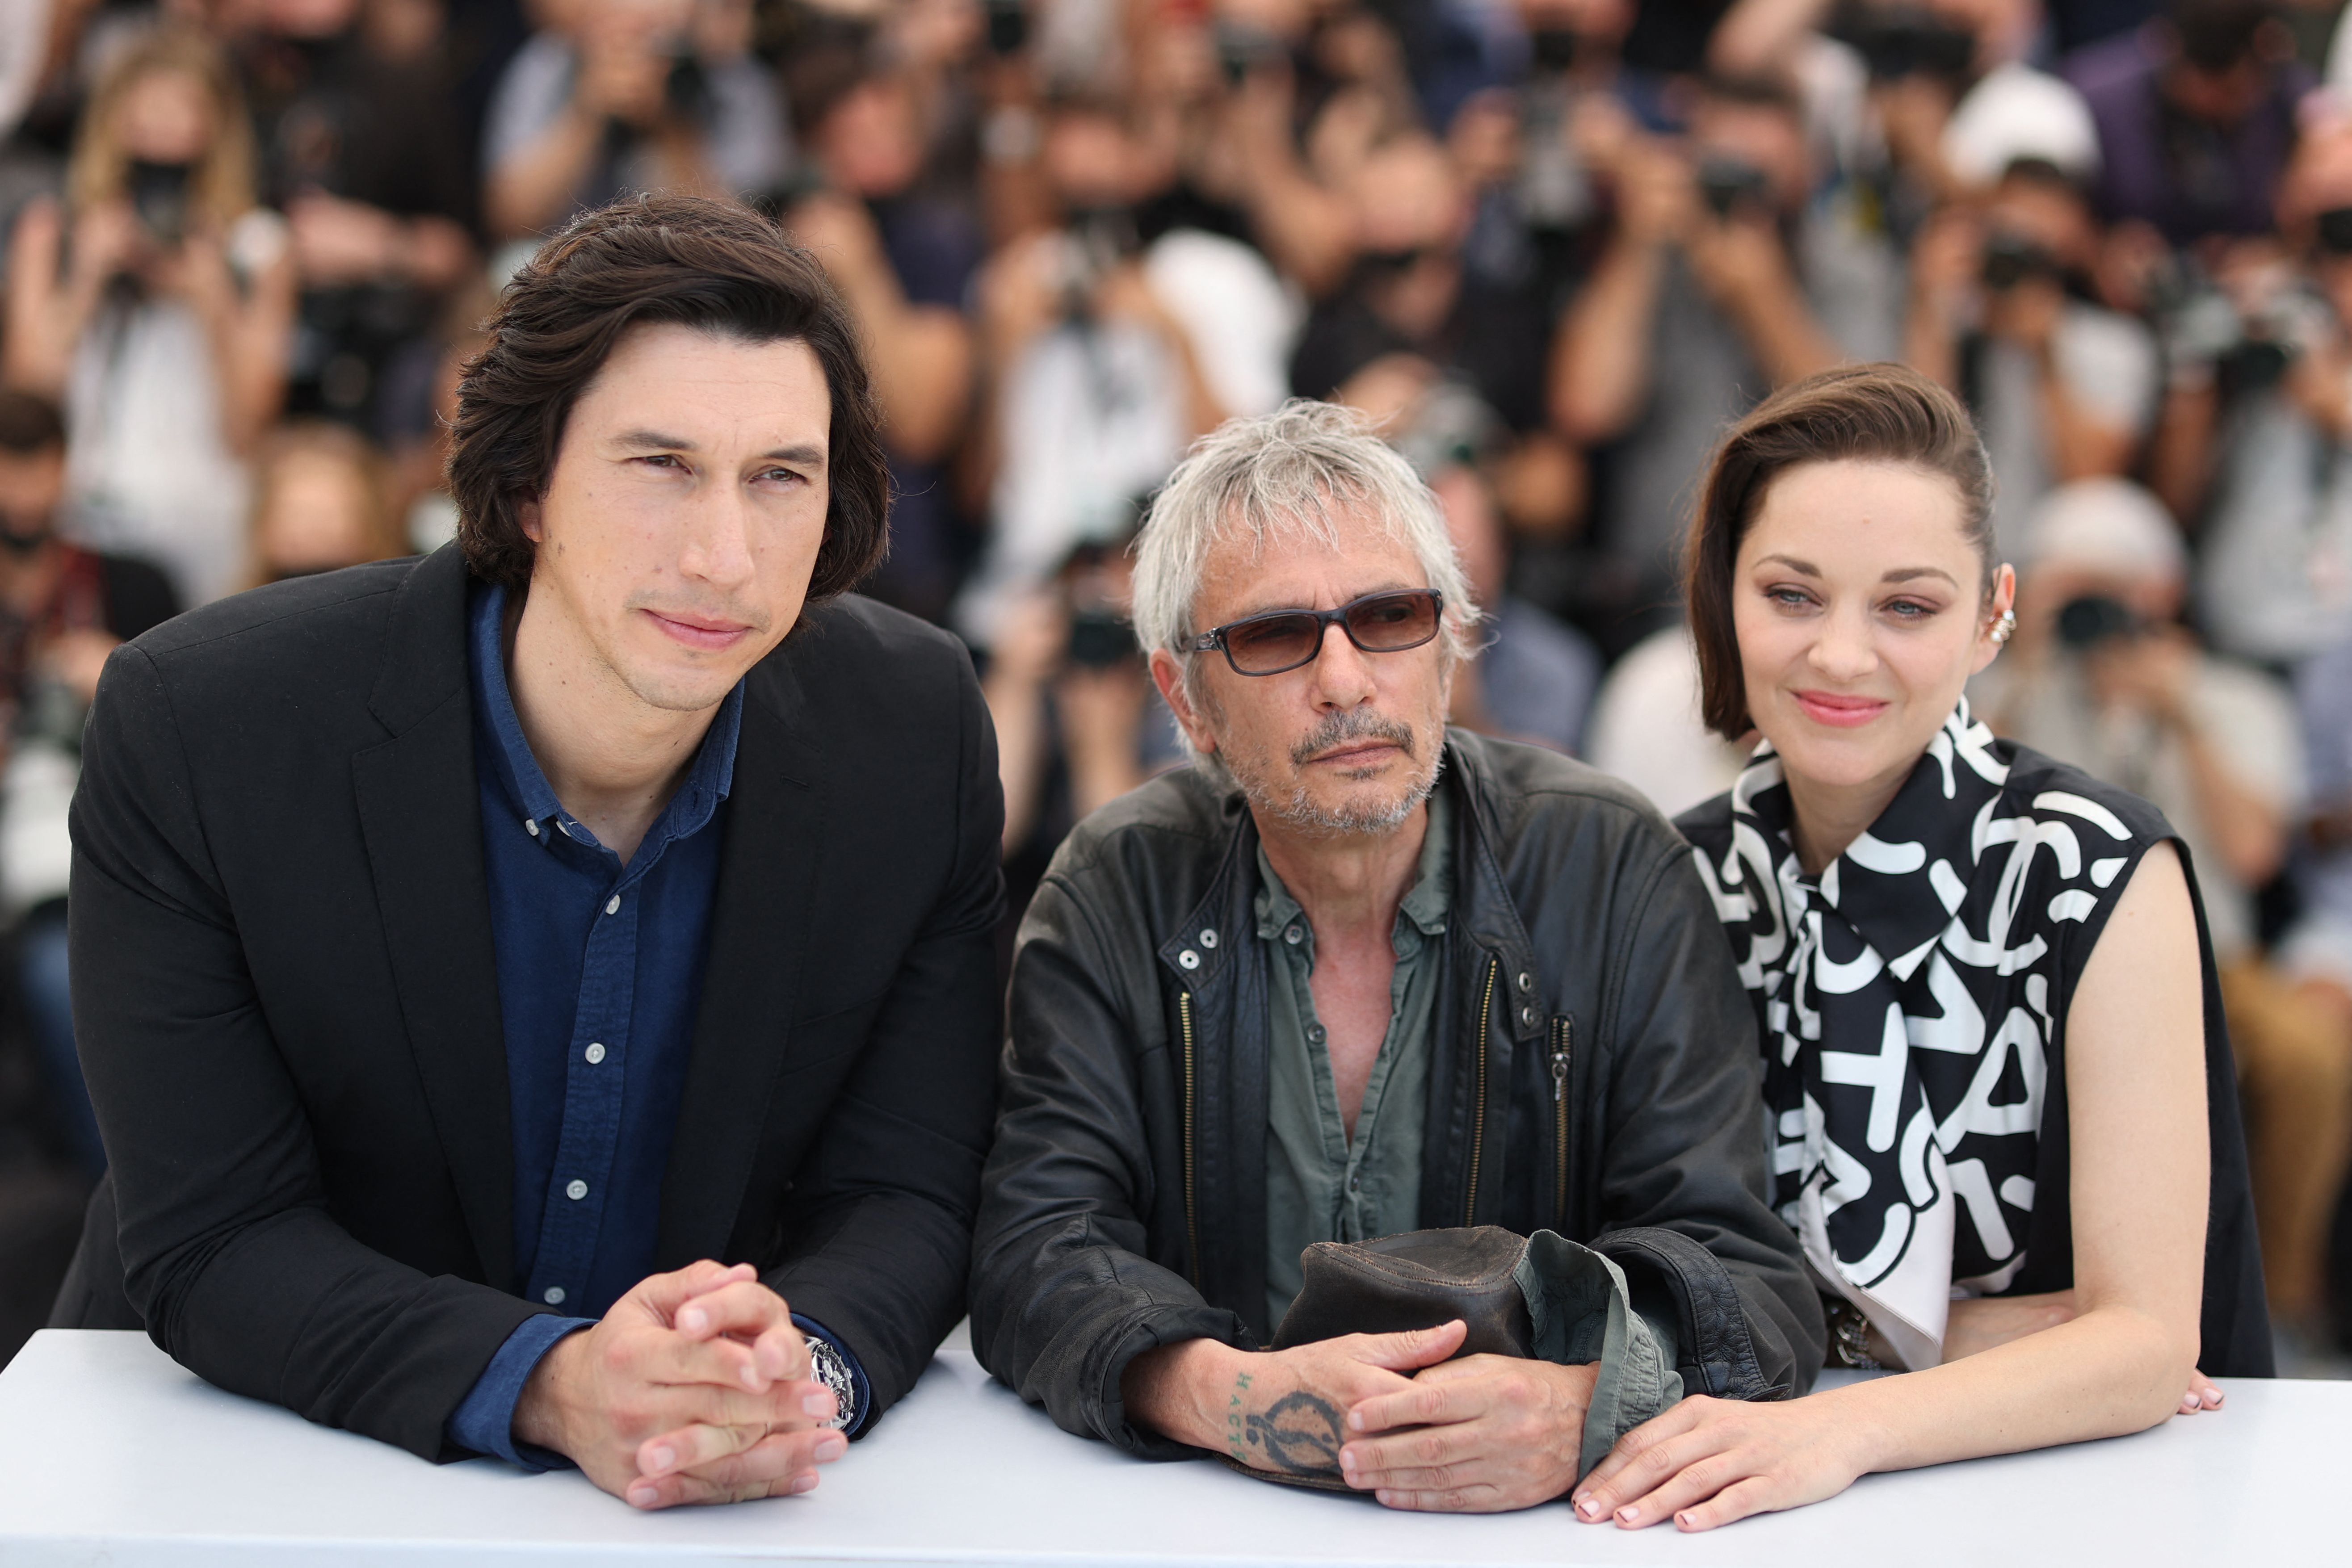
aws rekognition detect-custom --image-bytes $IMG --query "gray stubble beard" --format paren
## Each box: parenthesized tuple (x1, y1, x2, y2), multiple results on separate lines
(1231, 707, 1445, 838)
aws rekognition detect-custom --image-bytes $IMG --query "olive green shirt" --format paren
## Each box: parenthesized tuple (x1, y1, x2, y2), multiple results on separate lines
(1258, 792, 1453, 1332)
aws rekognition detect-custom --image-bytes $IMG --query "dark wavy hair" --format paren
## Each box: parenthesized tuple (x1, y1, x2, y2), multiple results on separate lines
(1684, 362, 1996, 739)
(448, 193, 890, 599)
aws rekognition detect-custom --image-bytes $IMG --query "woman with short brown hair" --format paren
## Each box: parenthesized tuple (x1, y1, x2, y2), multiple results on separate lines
(1571, 362, 2269, 1531)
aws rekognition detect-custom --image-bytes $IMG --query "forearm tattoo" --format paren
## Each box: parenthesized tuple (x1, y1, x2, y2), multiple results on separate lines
(1226, 1370, 1345, 1477)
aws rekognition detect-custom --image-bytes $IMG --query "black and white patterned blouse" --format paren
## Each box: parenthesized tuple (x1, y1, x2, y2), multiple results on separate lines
(1676, 700, 2271, 1374)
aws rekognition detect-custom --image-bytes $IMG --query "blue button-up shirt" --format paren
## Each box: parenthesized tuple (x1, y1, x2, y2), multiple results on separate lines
(445, 584, 862, 1466)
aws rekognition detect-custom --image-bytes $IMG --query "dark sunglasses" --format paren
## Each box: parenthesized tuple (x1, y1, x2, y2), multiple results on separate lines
(1187, 589, 1445, 676)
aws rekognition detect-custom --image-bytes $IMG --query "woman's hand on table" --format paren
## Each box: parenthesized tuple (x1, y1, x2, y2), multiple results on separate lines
(1568, 1393, 1882, 1533)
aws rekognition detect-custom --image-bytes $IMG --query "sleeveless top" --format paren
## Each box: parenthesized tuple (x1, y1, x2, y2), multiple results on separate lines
(1676, 699, 2272, 1375)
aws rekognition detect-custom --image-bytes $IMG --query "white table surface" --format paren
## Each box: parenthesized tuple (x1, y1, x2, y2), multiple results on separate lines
(0, 1326, 2340, 1568)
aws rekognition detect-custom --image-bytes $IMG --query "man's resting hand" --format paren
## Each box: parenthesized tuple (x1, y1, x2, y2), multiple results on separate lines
(1125, 1318, 1597, 1509)
(1339, 1345, 1599, 1511)
(512, 1261, 846, 1508)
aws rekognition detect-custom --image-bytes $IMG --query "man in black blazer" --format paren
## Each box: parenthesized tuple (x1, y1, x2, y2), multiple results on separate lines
(50, 194, 1004, 1508)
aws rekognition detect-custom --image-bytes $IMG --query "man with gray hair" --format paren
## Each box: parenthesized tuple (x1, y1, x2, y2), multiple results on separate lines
(970, 402, 1819, 1512)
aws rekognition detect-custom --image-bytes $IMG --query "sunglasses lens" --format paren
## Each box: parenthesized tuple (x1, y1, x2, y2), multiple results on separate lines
(1345, 592, 1441, 650)
(1223, 613, 1322, 674)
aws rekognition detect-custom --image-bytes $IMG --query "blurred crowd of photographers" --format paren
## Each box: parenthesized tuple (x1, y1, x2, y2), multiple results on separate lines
(3, 0, 2352, 1370)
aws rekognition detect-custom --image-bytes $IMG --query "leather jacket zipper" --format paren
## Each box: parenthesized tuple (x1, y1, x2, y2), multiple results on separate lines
(1178, 989, 1200, 1284)
(1462, 956, 1498, 1224)
(1550, 1015, 1572, 1226)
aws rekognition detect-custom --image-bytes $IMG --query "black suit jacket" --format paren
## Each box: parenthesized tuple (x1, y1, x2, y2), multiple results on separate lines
(50, 544, 1005, 1460)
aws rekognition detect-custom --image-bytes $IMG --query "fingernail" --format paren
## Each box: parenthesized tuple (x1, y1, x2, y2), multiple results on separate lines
(802, 1393, 835, 1418)
(1677, 1512, 1696, 1528)
(680, 1308, 707, 1333)
(1348, 1411, 1365, 1430)
(790, 1474, 818, 1495)
(816, 1434, 847, 1462)
(648, 1446, 674, 1472)
(1339, 1450, 1357, 1471)
(628, 1485, 659, 1507)
(1574, 1497, 1598, 1518)
(1618, 1506, 1640, 1523)
(743, 1364, 763, 1390)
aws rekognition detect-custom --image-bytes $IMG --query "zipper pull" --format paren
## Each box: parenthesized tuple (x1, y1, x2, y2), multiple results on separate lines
(1550, 1019, 1571, 1102)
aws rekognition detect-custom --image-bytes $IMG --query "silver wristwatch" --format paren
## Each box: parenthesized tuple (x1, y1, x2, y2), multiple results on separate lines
(805, 1333, 857, 1431)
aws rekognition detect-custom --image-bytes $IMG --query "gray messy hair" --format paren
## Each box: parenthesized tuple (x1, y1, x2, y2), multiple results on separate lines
(1131, 400, 1480, 709)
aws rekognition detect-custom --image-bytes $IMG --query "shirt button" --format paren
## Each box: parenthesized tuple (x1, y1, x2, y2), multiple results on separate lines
(1308, 1025, 1326, 1044)
(584, 1042, 606, 1065)
(1199, 929, 1218, 949)
(558, 820, 575, 839)
(542, 1286, 566, 1306)
(1178, 949, 1200, 970)
(605, 895, 621, 915)
(524, 819, 539, 837)
(566, 1179, 588, 1201)
(1285, 925, 1303, 945)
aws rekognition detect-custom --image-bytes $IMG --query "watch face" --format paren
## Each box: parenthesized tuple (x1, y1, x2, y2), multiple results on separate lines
(806, 1337, 856, 1430)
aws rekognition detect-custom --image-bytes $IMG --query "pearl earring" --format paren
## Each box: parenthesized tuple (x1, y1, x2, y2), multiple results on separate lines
(1990, 609, 2016, 645)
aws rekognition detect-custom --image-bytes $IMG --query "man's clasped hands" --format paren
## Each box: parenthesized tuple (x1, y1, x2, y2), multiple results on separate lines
(511, 1261, 843, 1509)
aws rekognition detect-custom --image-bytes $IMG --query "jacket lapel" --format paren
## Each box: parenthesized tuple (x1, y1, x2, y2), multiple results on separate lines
(351, 545, 516, 1291)
(654, 654, 823, 1268)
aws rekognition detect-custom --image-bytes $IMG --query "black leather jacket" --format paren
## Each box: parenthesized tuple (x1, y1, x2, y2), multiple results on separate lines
(971, 730, 1824, 1455)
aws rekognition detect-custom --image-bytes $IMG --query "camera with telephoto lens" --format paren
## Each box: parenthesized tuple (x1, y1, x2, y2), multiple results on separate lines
(127, 159, 193, 247)
(1065, 610, 1137, 669)
(1696, 155, 1771, 219)
(1057, 206, 1142, 317)
(2153, 253, 2333, 394)
(1839, 3, 1976, 81)
(985, 0, 1028, 57)
(663, 49, 712, 126)
(1215, 21, 1285, 86)
(2054, 594, 2144, 651)
(1980, 230, 2062, 292)
(1529, 27, 1580, 72)
(2316, 206, 2352, 257)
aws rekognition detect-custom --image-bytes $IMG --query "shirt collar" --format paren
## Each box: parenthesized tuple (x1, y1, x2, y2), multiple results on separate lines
(468, 581, 745, 857)
(1731, 696, 2010, 977)
(1253, 788, 1454, 950)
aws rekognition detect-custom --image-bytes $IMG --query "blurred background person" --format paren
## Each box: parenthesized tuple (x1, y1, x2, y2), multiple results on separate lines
(251, 0, 482, 443)
(783, 22, 982, 623)
(1907, 156, 2159, 558)
(2285, 631, 2352, 1354)
(2069, 0, 2310, 247)
(952, 89, 1255, 651)
(241, 417, 405, 586)
(1972, 478, 2352, 1340)
(2, 22, 295, 607)
(481, 0, 783, 243)
(0, 389, 179, 1183)
(1550, 74, 1848, 649)
(1434, 435, 1601, 752)
(2150, 113, 2352, 667)
(2286, 630, 2352, 1354)
(978, 535, 1176, 975)
(1582, 622, 1751, 815)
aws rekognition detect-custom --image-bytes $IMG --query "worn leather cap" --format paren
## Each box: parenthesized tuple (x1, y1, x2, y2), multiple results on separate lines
(1271, 1226, 1536, 1356)
(1220, 1228, 1536, 1493)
